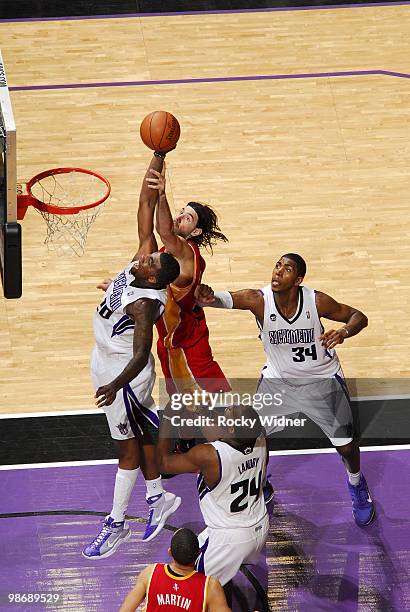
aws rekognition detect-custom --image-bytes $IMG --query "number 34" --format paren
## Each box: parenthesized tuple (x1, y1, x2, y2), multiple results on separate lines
(292, 344, 317, 362)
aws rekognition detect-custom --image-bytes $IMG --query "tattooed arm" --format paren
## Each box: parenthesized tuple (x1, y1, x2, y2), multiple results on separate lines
(95, 298, 161, 407)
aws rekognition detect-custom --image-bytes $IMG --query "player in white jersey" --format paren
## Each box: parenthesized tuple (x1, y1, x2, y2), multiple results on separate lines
(195, 253, 375, 527)
(158, 404, 269, 603)
(83, 154, 182, 560)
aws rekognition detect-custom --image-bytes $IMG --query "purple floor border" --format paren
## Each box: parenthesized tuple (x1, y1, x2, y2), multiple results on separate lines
(1, 450, 410, 611)
(1, 2, 410, 23)
(8, 69, 410, 93)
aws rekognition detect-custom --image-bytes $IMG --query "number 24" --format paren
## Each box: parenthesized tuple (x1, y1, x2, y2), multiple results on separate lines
(230, 472, 262, 512)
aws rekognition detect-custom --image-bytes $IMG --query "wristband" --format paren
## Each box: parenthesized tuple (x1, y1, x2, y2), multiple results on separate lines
(154, 151, 166, 159)
(342, 326, 349, 337)
(214, 291, 234, 309)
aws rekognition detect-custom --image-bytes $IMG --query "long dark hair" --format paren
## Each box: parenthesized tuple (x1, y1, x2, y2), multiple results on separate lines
(188, 202, 228, 253)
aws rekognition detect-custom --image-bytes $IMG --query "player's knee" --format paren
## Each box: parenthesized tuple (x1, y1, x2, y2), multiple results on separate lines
(336, 441, 356, 459)
(117, 439, 139, 468)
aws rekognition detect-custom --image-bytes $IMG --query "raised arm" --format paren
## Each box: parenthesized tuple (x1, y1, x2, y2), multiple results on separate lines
(158, 411, 220, 481)
(316, 291, 368, 349)
(119, 565, 152, 612)
(95, 298, 161, 407)
(133, 154, 165, 260)
(195, 284, 265, 323)
(146, 169, 194, 265)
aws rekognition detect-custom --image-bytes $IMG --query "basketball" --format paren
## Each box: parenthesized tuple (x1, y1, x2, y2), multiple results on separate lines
(140, 111, 181, 153)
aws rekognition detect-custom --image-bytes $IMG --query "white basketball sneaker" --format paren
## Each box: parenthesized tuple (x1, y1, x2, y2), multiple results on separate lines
(143, 492, 181, 542)
(82, 515, 131, 559)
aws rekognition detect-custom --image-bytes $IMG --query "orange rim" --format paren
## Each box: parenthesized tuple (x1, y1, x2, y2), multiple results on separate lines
(23, 167, 111, 215)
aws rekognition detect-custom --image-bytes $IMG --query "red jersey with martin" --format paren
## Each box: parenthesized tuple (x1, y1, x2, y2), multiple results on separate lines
(144, 563, 208, 611)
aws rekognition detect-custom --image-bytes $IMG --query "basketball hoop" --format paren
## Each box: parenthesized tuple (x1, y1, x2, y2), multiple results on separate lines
(17, 167, 111, 256)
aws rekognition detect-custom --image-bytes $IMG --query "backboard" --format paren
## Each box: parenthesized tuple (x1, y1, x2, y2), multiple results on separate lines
(0, 49, 21, 298)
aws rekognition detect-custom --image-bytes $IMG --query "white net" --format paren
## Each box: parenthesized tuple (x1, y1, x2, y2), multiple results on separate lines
(30, 170, 108, 256)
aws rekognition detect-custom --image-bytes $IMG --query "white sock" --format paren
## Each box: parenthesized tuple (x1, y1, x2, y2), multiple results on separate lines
(145, 477, 164, 500)
(347, 470, 361, 486)
(110, 467, 140, 522)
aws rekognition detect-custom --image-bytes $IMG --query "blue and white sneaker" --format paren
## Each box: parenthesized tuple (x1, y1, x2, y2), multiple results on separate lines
(347, 475, 375, 527)
(263, 478, 275, 505)
(143, 492, 181, 542)
(82, 516, 131, 559)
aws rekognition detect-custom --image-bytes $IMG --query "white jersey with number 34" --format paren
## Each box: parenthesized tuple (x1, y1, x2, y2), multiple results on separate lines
(259, 285, 341, 379)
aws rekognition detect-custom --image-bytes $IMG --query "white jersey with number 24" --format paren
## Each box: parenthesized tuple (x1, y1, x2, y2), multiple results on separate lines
(198, 435, 267, 529)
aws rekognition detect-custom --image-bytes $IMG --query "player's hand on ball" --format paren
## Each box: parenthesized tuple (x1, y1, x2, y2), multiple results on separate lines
(195, 284, 215, 304)
(95, 384, 117, 407)
(96, 278, 113, 291)
(146, 168, 166, 195)
(320, 329, 346, 349)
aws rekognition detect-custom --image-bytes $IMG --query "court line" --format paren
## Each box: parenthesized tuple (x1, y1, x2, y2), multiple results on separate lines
(0, 459, 118, 470)
(0, 444, 409, 470)
(1, 1, 409, 23)
(350, 394, 410, 401)
(0, 409, 105, 419)
(8, 70, 410, 94)
(268, 444, 410, 456)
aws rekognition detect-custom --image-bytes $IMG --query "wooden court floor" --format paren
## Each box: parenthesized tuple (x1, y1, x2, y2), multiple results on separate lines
(1, 5, 410, 414)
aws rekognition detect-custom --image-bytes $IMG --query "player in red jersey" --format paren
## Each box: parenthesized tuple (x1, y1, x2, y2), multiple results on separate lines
(100, 153, 229, 397)
(120, 528, 230, 612)
(146, 156, 230, 397)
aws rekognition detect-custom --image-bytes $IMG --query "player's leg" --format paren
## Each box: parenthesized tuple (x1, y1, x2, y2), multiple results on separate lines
(335, 440, 360, 477)
(254, 376, 298, 504)
(332, 375, 375, 526)
(122, 353, 182, 536)
(197, 520, 268, 608)
(157, 339, 194, 453)
(157, 341, 201, 453)
(82, 380, 138, 559)
(196, 531, 240, 586)
(335, 441, 374, 525)
(302, 376, 375, 526)
(181, 334, 231, 394)
(138, 428, 181, 542)
(197, 528, 236, 604)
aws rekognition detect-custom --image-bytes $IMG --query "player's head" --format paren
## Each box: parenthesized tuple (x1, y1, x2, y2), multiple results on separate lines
(169, 528, 200, 567)
(173, 202, 228, 252)
(271, 253, 306, 293)
(224, 404, 263, 447)
(131, 252, 180, 289)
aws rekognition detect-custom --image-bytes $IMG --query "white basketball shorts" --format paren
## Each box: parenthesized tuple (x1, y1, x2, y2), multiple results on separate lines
(91, 346, 159, 441)
(196, 514, 269, 586)
(255, 371, 354, 446)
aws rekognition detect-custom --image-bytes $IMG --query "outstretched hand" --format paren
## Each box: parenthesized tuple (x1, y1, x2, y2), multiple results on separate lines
(97, 278, 113, 292)
(195, 284, 216, 304)
(146, 166, 166, 195)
